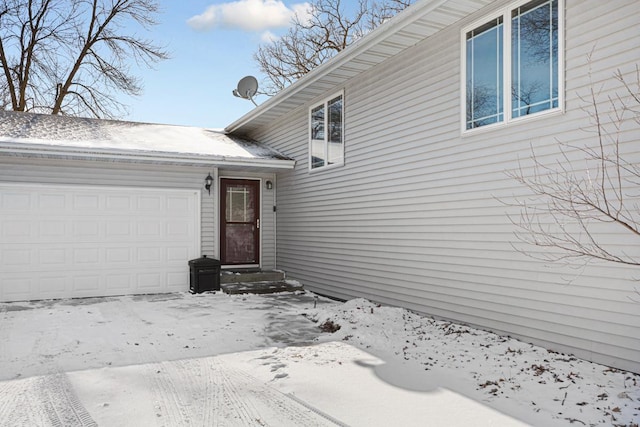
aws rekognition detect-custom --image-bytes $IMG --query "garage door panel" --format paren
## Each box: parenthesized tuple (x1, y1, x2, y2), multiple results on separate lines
(138, 273, 164, 290)
(73, 194, 100, 210)
(1, 192, 31, 209)
(3, 220, 32, 238)
(39, 276, 67, 297)
(167, 220, 190, 237)
(106, 195, 132, 210)
(2, 277, 33, 300)
(72, 275, 101, 292)
(0, 185, 200, 302)
(106, 247, 133, 263)
(167, 195, 192, 211)
(106, 222, 130, 238)
(39, 194, 66, 210)
(138, 221, 162, 237)
(138, 195, 162, 211)
(167, 247, 189, 262)
(74, 221, 100, 238)
(106, 274, 132, 292)
(40, 220, 66, 237)
(3, 249, 31, 266)
(40, 248, 66, 265)
(74, 248, 101, 265)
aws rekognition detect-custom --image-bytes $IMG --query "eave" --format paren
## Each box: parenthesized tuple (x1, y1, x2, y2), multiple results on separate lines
(225, 0, 495, 137)
(0, 142, 296, 170)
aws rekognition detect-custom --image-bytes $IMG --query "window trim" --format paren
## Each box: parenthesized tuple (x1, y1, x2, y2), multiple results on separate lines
(308, 90, 345, 172)
(460, 0, 564, 134)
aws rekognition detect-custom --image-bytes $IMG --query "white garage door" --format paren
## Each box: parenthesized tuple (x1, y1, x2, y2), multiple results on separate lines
(0, 184, 200, 302)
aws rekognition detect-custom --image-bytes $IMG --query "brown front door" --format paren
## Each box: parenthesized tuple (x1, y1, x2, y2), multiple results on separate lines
(220, 179, 260, 265)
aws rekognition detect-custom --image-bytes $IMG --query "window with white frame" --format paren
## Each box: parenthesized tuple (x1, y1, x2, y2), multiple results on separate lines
(464, 0, 561, 130)
(310, 92, 344, 170)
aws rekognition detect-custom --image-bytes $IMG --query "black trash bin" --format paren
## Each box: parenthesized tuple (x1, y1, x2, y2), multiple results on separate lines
(188, 255, 221, 293)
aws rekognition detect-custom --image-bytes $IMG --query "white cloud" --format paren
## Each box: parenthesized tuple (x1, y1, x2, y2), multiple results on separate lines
(187, 0, 310, 32)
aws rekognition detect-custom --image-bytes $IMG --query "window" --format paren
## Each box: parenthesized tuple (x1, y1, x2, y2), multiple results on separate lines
(464, 0, 561, 130)
(310, 92, 344, 170)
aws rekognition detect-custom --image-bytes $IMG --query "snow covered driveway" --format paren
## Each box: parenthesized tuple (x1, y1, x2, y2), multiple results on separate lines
(0, 292, 638, 426)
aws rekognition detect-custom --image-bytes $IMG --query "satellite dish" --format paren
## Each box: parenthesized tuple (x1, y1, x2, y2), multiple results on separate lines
(233, 76, 258, 106)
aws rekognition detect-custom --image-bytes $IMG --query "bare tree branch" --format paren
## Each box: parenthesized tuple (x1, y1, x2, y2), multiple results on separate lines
(0, 0, 167, 118)
(505, 63, 640, 272)
(254, 0, 414, 96)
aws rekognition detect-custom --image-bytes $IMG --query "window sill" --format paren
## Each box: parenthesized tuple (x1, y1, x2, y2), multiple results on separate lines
(308, 161, 345, 174)
(461, 107, 564, 138)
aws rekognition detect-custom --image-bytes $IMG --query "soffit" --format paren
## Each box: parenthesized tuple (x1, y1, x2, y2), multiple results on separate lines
(225, 0, 495, 136)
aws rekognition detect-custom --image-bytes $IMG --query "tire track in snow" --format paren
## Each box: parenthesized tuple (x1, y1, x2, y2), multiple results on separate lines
(286, 393, 351, 427)
(149, 358, 243, 426)
(0, 380, 38, 426)
(200, 358, 224, 426)
(0, 374, 97, 427)
(219, 363, 343, 426)
(147, 357, 227, 426)
(37, 373, 98, 427)
(145, 356, 340, 426)
(0, 305, 98, 427)
(0, 381, 14, 421)
(148, 360, 193, 426)
(102, 298, 203, 425)
(216, 360, 263, 425)
(199, 357, 219, 426)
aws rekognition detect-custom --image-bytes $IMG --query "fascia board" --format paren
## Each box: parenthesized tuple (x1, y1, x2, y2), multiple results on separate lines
(0, 142, 296, 170)
(224, 0, 450, 134)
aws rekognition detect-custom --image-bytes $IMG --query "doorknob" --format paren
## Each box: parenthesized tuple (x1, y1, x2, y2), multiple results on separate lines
(256, 218, 260, 229)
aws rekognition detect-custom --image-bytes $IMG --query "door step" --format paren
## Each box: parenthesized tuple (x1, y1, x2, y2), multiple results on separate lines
(220, 269, 286, 284)
(219, 269, 302, 295)
(221, 280, 304, 295)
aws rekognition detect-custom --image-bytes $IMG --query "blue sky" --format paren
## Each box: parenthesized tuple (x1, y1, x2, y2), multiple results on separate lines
(120, 0, 311, 129)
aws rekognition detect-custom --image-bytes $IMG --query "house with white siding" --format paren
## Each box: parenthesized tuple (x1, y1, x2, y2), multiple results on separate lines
(0, 112, 293, 301)
(223, 0, 640, 373)
(0, 0, 638, 374)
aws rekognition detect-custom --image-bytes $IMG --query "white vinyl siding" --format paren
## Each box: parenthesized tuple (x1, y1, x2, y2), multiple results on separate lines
(244, 0, 640, 373)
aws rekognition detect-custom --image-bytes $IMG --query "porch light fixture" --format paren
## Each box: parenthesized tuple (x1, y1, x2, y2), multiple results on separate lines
(265, 180, 273, 190)
(205, 173, 213, 195)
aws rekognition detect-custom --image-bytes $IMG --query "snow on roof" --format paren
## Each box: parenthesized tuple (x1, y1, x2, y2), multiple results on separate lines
(0, 110, 292, 163)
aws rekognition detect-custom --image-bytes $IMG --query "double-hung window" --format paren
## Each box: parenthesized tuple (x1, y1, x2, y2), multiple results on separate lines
(310, 92, 344, 170)
(464, 0, 562, 130)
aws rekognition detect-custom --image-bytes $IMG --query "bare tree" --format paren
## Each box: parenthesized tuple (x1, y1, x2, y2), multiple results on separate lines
(466, 83, 497, 129)
(507, 64, 640, 270)
(515, 0, 559, 63)
(254, 0, 414, 95)
(511, 80, 545, 116)
(0, 0, 168, 118)
(369, 0, 414, 25)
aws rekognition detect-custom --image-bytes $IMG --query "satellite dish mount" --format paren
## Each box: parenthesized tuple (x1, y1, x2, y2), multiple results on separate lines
(233, 76, 259, 106)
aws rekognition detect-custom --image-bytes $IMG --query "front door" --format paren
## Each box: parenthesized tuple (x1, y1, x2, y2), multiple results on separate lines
(220, 179, 260, 265)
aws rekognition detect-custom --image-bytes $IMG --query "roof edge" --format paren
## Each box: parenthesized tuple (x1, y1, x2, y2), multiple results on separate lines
(0, 142, 296, 169)
(224, 0, 449, 135)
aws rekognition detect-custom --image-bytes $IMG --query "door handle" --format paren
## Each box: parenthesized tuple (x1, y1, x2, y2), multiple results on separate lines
(256, 218, 260, 229)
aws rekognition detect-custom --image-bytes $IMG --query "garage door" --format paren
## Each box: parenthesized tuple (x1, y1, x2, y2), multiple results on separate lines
(0, 184, 200, 302)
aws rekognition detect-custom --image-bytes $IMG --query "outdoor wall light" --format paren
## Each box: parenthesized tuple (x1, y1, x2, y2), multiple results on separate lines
(265, 180, 273, 190)
(205, 173, 213, 195)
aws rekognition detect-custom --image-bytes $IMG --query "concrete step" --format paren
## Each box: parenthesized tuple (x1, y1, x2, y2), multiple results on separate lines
(220, 270, 285, 284)
(221, 280, 303, 295)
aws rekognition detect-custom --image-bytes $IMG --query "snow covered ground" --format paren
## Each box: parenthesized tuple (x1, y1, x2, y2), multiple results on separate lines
(0, 291, 638, 426)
